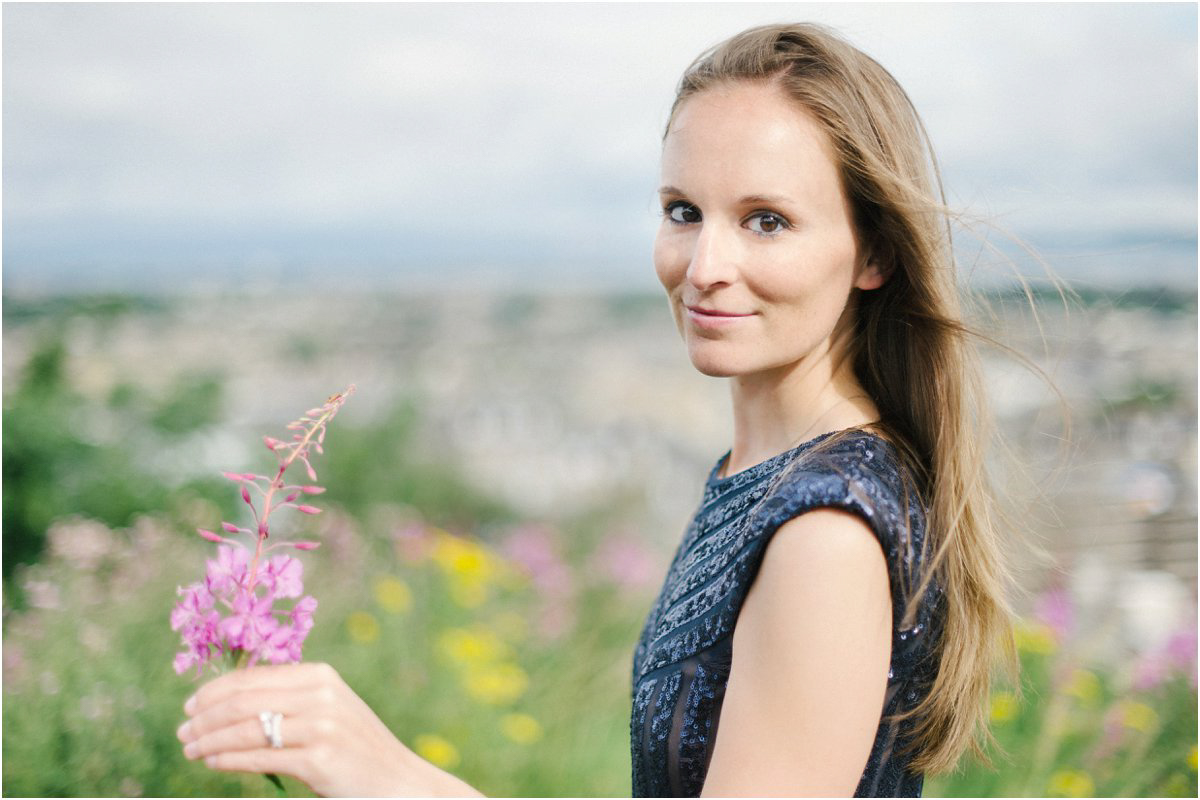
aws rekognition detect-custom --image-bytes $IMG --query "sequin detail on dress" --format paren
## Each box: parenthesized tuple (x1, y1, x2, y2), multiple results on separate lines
(630, 430, 943, 797)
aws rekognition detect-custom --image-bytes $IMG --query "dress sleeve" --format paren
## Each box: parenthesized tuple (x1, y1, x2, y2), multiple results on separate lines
(740, 438, 943, 682)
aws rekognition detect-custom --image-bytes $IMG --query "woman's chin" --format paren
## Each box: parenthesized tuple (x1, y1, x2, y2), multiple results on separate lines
(685, 348, 743, 378)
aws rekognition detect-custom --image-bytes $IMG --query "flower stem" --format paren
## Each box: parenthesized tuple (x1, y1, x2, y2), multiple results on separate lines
(247, 404, 341, 589)
(265, 772, 287, 796)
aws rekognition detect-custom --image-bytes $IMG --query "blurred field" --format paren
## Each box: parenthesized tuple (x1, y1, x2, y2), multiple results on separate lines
(2, 287, 1196, 797)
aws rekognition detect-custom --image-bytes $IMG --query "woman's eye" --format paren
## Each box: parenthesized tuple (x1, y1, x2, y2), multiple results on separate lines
(746, 212, 789, 235)
(665, 202, 701, 224)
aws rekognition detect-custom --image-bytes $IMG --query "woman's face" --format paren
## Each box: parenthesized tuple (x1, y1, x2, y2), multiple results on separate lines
(654, 80, 884, 379)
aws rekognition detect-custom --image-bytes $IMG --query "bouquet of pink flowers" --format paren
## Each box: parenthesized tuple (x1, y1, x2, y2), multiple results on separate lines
(170, 386, 354, 676)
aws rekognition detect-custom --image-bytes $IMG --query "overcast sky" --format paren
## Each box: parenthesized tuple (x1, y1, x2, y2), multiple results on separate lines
(3, 2, 1196, 293)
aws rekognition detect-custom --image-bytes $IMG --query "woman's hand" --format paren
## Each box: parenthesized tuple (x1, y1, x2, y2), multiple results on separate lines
(176, 662, 483, 797)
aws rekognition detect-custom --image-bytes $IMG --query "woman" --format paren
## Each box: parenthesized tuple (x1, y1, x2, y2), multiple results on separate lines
(177, 23, 1015, 797)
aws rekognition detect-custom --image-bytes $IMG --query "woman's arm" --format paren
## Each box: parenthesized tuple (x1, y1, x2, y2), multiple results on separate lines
(177, 661, 485, 797)
(700, 508, 892, 797)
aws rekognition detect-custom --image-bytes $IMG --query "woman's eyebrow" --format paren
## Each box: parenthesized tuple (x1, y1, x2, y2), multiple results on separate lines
(656, 187, 795, 206)
(738, 193, 794, 206)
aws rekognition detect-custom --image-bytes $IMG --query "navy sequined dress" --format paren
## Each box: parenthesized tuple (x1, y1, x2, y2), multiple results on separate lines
(630, 430, 943, 797)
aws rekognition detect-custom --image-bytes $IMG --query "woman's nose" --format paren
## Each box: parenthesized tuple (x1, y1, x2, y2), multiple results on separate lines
(685, 224, 738, 290)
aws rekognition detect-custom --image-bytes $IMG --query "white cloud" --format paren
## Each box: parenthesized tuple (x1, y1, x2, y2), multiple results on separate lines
(3, 2, 1195, 288)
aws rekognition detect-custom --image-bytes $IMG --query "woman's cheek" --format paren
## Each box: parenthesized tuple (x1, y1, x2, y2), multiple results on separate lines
(653, 232, 687, 293)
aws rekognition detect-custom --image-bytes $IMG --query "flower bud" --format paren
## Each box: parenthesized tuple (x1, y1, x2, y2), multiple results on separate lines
(221, 522, 240, 534)
(197, 528, 224, 543)
(296, 505, 322, 515)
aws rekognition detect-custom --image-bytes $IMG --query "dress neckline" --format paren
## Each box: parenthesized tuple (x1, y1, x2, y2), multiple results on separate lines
(707, 427, 887, 489)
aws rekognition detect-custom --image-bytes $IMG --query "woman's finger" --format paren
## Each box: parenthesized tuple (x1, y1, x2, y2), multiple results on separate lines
(183, 715, 276, 759)
(201, 744, 317, 783)
(186, 662, 339, 714)
(184, 712, 319, 760)
(180, 688, 315, 745)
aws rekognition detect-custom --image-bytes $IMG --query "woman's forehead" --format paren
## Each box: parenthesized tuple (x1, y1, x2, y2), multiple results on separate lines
(661, 83, 843, 201)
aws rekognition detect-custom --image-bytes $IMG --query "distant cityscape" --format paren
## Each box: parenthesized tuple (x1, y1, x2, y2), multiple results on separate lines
(3, 230, 1196, 296)
(3, 285, 1195, 666)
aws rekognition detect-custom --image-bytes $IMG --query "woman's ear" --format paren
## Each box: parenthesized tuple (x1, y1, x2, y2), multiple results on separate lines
(854, 257, 889, 291)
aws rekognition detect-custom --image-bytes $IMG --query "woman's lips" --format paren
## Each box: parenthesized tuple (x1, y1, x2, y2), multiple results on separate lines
(685, 305, 755, 329)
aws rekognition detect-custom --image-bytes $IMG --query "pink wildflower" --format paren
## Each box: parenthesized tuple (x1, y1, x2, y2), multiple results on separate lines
(592, 534, 661, 593)
(1033, 585, 1073, 643)
(170, 386, 353, 677)
(174, 649, 202, 677)
(502, 524, 573, 597)
(393, 522, 433, 564)
(204, 544, 249, 595)
(262, 555, 304, 599)
(1132, 620, 1198, 691)
(220, 590, 279, 660)
(290, 595, 318, 634)
(1132, 656, 1168, 692)
(1164, 624, 1197, 674)
(257, 623, 304, 665)
(170, 583, 222, 676)
(170, 583, 214, 630)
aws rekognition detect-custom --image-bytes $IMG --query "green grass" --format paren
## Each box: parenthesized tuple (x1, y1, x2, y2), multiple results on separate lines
(5, 505, 1195, 796)
(927, 624, 1197, 797)
(3, 295, 1195, 796)
(2, 511, 646, 796)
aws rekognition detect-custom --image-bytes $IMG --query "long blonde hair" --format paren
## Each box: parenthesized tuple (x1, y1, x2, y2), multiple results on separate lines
(667, 23, 1019, 774)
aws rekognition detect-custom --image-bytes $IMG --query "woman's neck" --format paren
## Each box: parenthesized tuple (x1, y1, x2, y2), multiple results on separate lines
(723, 331, 879, 478)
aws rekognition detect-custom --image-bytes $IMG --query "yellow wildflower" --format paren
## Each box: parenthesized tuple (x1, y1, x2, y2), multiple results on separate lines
(438, 626, 510, 666)
(413, 733, 460, 769)
(1121, 701, 1159, 734)
(1013, 621, 1056, 655)
(1048, 769, 1095, 797)
(1188, 744, 1197, 771)
(345, 611, 380, 644)
(431, 532, 493, 581)
(499, 712, 543, 744)
(989, 690, 1018, 723)
(428, 532, 501, 607)
(463, 662, 529, 705)
(373, 576, 413, 614)
(1063, 669, 1100, 707)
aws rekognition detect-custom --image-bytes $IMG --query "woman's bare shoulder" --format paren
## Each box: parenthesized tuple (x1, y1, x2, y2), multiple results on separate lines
(701, 508, 892, 796)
